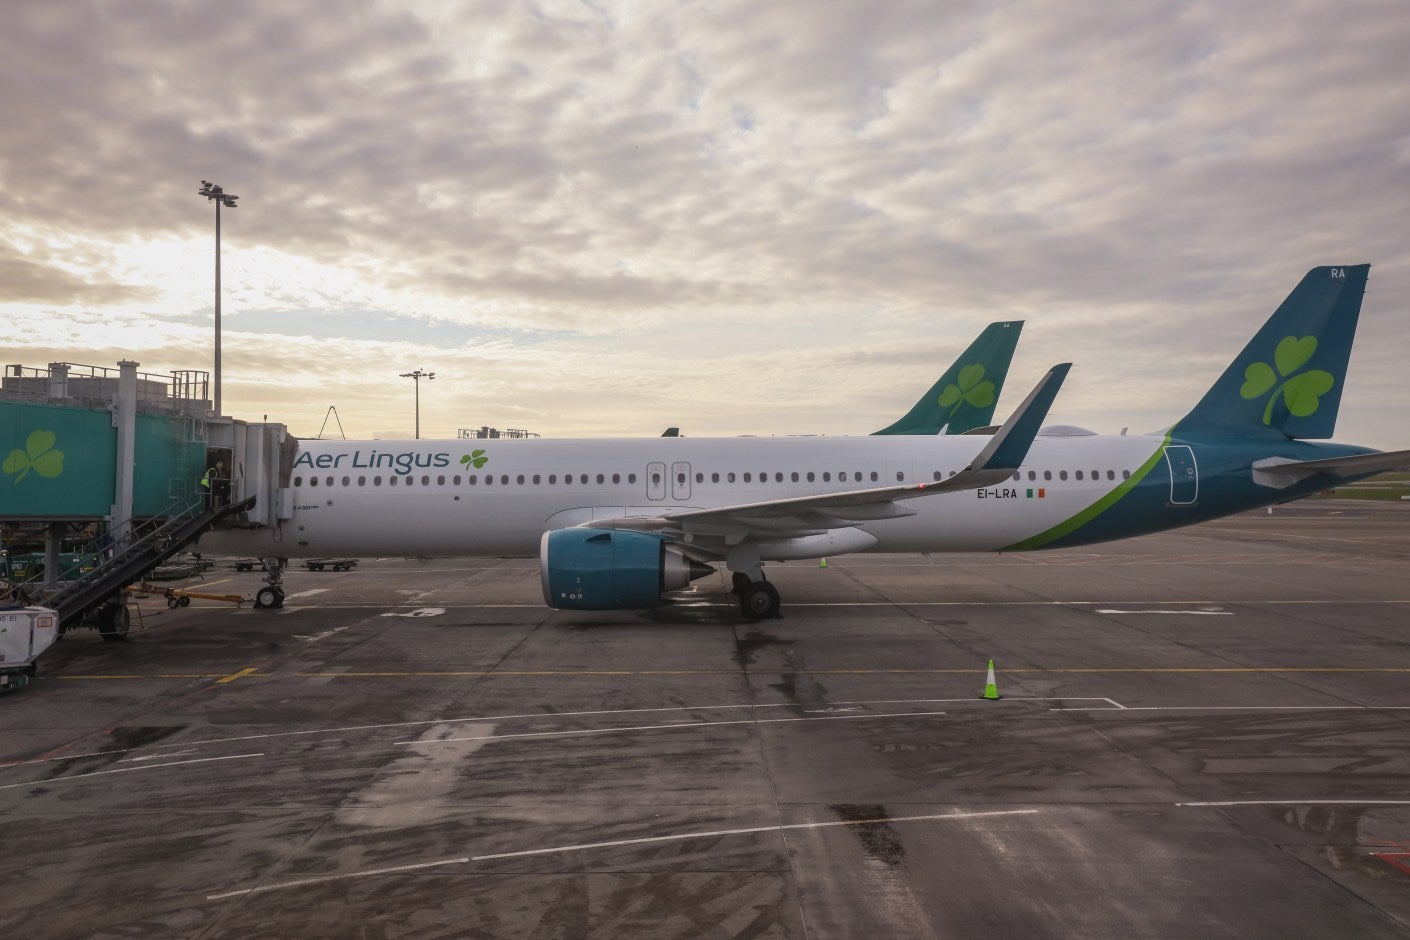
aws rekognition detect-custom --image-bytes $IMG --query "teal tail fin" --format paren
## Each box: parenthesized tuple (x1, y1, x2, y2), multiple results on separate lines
(1176, 265, 1369, 439)
(873, 321, 1023, 435)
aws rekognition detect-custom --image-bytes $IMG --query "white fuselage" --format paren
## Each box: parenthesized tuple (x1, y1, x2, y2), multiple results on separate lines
(202, 433, 1166, 559)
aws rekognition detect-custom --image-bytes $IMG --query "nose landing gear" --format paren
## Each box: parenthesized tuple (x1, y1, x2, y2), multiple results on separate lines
(252, 558, 287, 609)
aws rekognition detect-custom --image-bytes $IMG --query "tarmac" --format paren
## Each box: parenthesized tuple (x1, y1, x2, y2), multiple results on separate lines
(2, 499, 1410, 938)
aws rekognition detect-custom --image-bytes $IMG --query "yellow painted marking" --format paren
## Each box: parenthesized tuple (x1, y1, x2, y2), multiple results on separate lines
(216, 667, 260, 684)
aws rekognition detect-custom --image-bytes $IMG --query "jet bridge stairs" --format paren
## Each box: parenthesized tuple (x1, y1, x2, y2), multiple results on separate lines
(34, 495, 256, 639)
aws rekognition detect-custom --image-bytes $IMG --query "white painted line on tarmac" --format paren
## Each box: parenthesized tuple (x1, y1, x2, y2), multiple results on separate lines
(1095, 608, 1232, 615)
(398, 709, 950, 746)
(1179, 800, 1410, 807)
(207, 808, 1039, 900)
(142, 697, 1114, 751)
(380, 608, 446, 618)
(0, 753, 264, 791)
(207, 856, 474, 900)
(470, 808, 1040, 862)
(1061, 705, 1410, 712)
(283, 588, 331, 600)
(292, 626, 352, 642)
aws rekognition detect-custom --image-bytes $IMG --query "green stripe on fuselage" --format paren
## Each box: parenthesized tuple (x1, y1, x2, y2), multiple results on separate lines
(1001, 434, 1171, 551)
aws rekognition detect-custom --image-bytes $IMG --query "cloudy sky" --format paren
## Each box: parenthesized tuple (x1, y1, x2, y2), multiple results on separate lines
(3, 0, 1407, 446)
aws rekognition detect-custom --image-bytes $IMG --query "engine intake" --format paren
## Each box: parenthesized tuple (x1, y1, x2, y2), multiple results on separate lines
(540, 529, 714, 610)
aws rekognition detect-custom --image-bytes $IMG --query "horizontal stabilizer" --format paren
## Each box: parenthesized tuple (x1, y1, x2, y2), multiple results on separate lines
(1252, 448, 1410, 487)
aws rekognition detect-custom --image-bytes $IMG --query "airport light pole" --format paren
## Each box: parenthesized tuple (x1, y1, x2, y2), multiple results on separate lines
(198, 180, 238, 417)
(399, 369, 435, 439)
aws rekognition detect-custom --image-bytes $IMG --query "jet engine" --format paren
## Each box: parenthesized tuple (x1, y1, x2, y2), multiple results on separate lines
(540, 529, 714, 610)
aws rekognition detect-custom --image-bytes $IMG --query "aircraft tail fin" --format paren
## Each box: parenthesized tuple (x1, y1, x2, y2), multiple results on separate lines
(873, 321, 1023, 435)
(1176, 265, 1369, 439)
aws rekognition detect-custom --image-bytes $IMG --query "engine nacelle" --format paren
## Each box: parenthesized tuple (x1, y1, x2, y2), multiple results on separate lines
(540, 529, 714, 610)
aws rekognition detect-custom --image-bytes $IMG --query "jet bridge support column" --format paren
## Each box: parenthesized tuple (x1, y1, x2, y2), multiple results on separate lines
(111, 360, 138, 545)
(43, 522, 64, 588)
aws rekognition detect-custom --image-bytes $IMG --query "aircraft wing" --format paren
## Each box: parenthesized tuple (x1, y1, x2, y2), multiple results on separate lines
(589, 363, 1070, 538)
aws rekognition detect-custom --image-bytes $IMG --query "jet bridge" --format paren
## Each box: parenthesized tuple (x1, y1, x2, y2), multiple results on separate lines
(2, 360, 297, 639)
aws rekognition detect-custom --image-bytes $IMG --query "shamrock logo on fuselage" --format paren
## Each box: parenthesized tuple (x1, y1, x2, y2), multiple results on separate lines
(459, 449, 488, 469)
(938, 363, 995, 417)
(3, 429, 65, 484)
(1238, 335, 1335, 425)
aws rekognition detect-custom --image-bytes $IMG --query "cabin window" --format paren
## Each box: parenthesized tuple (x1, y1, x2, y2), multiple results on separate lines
(373, 476, 382, 486)
(339, 476, 348, 486)
(1075, 470, 1084, 480)
(564, 474, 572, 485)
(612, 473, 621, 484)
(1107, 470, 1116, 480)
(532, 474, 541, 484)
(727, 472, 736, 482)
(453, 475, 461, 485)
(517, 474, 525, 485)
(711, 472, 719, 483)
(1092, 470, 1100, 480)
(744, 472, 752, 482)
(419, 475, 427, 485)
(483, 475, 491, 486)
(806, 472, 815, 482)
(870, 471, 879, 482)
(678, 472, 687, 485)
(1122, 469, 1131, 480)
(1059, 470, 1068, 481)
(791, 472, 800, 482)
(405, 476, 415, 487)
(358, 476, 366, 486)
(628, 473, 637, 484)
(309, 476, 318, 487)
(823, 472, 831, 482)
(896, 471, 904, 481)
(1011, 472, 1020, 481)
(1028, 470, 1037, 481)
(294, 476, 303, 486)
(696, 472, 704, 483)
(579, 474, 587, 484)
(468, 474, 477, 484)
(1044, 470, 1052, 481)
(597, 473, 605, 484)
(437, 475, 445, 485)
(651, 472, 660, 486)
(389, 476, 398, 487)
(548, 474, 556, 484)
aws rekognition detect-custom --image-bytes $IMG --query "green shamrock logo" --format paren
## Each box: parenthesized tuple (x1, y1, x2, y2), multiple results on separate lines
(938, 363, 995, 416)
(1238, 335, 1335, 425)
(459, 449, 488, 469)
(3, 429, 65, 484)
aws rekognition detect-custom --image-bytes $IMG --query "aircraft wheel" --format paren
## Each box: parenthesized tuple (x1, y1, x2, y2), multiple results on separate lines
(738, 581, 781, 620)
(166, 595, 181, 609)
(179, 596, 191, 607)
(98, 603, 131, 641)
(255, 586, 279, 609)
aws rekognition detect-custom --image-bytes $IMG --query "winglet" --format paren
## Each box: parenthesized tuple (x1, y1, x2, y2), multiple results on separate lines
(966, 363, 1071, 471)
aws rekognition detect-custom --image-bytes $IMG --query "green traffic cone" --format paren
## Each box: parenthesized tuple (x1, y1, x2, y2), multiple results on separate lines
(819, 558, 828, 568)
(982, 659, 1000, 700)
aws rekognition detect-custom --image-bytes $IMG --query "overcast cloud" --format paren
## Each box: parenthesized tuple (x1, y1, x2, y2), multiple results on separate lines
(2, 0, 1407, 445)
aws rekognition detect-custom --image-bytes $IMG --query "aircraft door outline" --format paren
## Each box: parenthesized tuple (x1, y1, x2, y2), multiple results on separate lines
(1163, 445, 1198, 505)
(646, 462, 666, 500)
(672, 462, 692, 501)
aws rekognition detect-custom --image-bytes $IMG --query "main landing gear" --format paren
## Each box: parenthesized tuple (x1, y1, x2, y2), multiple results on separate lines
(253, 557, 287, 609)
(731, 570, 781, 620)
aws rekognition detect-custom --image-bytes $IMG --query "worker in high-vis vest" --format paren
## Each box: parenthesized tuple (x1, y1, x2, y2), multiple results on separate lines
(202, 460, 227, 510)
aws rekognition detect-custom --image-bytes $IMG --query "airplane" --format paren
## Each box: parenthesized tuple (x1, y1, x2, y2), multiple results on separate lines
(664, 320, 1024, 438)
(204, 265, 1407, 620)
